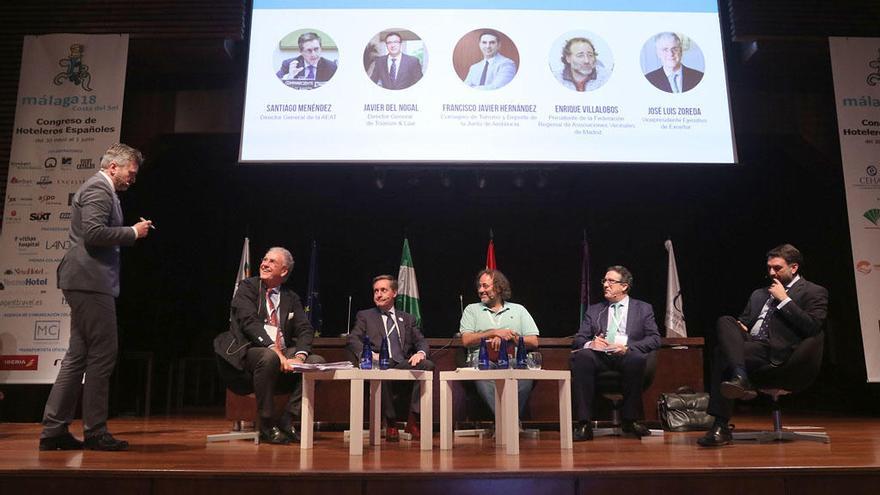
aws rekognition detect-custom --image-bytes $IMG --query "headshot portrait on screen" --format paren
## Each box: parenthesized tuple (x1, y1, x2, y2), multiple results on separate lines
(453, 29, 519, 90)
(364, 30, 426, 90)
(641, 32, 704, 93)
(549, 32, 614, 92)
(275, 30, 338, 90)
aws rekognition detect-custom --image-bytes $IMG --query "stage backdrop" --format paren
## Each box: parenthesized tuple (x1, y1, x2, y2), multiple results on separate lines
(830, 37, 880, 383)
(0, 33, 128, 384)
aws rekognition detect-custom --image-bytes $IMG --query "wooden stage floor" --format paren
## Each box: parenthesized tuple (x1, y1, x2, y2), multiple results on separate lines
(1, 414, 879, 495)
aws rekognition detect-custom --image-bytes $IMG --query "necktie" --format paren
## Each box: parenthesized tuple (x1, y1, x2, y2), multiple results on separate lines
(606, 303, 622, 344)
(306, 65, 315, 80)
(672, 74, 680, 93)
(267, 289, 284, 349)
(753, 298, 777, 341)
(479, 61, 489, 86)
(385, 312, 404, 361)
(390, 58, 398, 82)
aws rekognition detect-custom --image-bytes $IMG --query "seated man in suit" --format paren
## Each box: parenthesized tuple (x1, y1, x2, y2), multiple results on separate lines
(369, 32, 423, 90)
(459, 269, 539, 417)
(463, 31, 517, 90)
(644, 32, 703, 93)
(570, 265, 660, 440)
(699, 244, 828, 447)
(276, 32, 338, 89)
(223, 247, 324, 444)
(347, 275, 433, 441)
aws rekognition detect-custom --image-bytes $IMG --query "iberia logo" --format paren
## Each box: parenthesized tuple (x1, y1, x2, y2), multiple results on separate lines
(0, 355, 39, 370)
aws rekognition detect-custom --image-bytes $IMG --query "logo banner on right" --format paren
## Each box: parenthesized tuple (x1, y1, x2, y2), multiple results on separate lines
(829, 37, 880, 382)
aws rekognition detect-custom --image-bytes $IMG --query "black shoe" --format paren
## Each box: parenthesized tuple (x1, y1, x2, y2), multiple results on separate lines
(259, 426, 291, 445)
(721, 375, 758, 400)
(622, 421, 651, 438)
(279, 423, 300, 443)
(84, 432, 129, 451)
(39, 432, 83, 451)
(573, 421, 593, 442)
(697, 423, 732, 447)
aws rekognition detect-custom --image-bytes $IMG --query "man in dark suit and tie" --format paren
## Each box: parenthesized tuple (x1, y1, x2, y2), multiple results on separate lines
(369, 32, 423, 90)
(40, 143, 153, 451)
(643, 32, 704, 93)
(699, 244, 828, 447)
(570, 265, 661, 441)
(223, 247, 325, 445)
(276, 32, 338, 90)
(347, 275, 433, 441)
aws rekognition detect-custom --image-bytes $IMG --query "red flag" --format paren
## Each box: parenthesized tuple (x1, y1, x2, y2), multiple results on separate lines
(486, 239, 496, 269)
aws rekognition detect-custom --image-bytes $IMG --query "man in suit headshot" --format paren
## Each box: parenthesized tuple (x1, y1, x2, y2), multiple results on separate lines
(644, 32, 704, 93)
(369, 32, 423, 90)
(347, 275, 433, 441)
(276, 31, 338, 89)
(698, 244, 828, 447)
(570, 266, 661, 441)
(40, 143, 153, 451)
(226, 247, 325, 445)
(463, 30, 517, 90)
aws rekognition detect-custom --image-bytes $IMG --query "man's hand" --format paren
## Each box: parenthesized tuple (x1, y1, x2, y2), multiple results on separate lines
(492, 328, 518, 341)
(283, 60, 304, 80)
(768, 278, 788, 302)
(409, 352, 425, 366)
(607, 343, 627, 355)
(487, 335, 502, 351)
(590, 336, 609, 351)
(737, 320, 749, 333)
(133, 219, 152, 238)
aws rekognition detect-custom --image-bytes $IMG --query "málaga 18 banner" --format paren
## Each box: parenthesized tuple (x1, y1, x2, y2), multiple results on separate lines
(829, 37, 880, 383)
(0, 33, 128, 384)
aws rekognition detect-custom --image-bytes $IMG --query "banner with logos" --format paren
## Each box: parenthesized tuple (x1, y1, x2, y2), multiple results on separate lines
(0, 34, 128, 384)
(829, 37, 880, 382)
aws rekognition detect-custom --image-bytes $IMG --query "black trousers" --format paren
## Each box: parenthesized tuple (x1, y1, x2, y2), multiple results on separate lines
(570, 348, 648, 423)
(380, 358, 435, 421)
(243, 347, 325, 424)
(42, 290, 118, 440)
(707, 315, 772, 420)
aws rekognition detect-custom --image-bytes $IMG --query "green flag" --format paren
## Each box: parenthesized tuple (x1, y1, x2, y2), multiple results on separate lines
(396, 238, 422, 327)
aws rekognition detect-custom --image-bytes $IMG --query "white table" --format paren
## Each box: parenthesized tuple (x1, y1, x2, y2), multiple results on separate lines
(439, 368, 572, 455)
(300, 368, 433, 455)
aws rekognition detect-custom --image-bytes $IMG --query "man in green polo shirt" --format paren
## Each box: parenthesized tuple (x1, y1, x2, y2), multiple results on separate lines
(459, 269, 540, 416)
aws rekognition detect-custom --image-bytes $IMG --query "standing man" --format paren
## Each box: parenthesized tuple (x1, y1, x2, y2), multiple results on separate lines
(40, 143, 152, 451)
(570, 266, 660, 441)
(644, 32, 704, 93)
(370, 32, 423, 90)
(463, 31, 517, 90)
(347, 275, 433, 441)
(276, 32, 338, 89)
(459, 269, 539, 417)
(224, 247, 325, 445)
(699, 244, 827, 447)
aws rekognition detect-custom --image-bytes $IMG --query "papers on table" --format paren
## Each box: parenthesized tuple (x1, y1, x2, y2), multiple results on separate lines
(290, 361, 354, 372)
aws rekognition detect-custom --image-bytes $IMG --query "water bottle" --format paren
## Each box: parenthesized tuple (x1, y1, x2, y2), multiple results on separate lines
(360, 335, 373, 369)
(379, 335, 390, 370)
(498, 338, 510, 369)
(515, 336, 528, 369)
(478, 338, 490, 370)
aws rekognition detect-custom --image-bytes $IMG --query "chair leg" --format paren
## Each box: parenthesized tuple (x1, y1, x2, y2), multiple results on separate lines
(592, 396, 623, 437)
(732, 396, 829, 444)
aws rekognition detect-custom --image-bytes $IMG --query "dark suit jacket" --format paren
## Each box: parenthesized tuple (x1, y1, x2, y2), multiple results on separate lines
(216, 276, 315, 371)
(738, 277, 828, 365)
(572, 298, 661, 355)
(347, 307, 428, 363)
(276, 56, 337, 82)
(370, 53, 423, 90)
(57, 172, 136, 297)
(644, 65, 704, 93)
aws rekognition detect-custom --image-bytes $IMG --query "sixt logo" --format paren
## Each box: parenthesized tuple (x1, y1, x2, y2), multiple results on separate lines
(29, 212, 52, 222)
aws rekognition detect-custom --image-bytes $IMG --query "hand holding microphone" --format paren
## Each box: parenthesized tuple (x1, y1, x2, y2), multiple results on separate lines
(133, 217, 154, 238)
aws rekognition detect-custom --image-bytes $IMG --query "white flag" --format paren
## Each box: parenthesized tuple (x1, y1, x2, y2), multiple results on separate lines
(233, 237, 251, 297)
(664, 239, 687, 338)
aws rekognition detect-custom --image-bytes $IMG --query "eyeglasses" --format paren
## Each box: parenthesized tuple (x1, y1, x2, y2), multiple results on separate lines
(601, 278, 625, 286)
